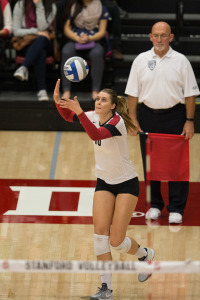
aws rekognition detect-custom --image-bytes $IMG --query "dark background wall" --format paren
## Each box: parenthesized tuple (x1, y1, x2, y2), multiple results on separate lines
(0, 0, 199, 131)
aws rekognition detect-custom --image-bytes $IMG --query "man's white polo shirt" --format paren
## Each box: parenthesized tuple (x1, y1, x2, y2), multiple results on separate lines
(125, 47, 200, 109)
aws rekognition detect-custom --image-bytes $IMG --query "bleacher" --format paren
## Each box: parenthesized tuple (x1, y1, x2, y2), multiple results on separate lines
(0, 0, 200, 132)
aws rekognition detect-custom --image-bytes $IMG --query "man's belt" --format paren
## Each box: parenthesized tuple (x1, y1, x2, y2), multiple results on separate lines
(141, 103, 182, 114)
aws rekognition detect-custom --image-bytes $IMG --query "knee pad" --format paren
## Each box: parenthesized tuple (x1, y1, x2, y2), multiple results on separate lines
(110, 237, 131, 254)
(94, 234, 110, 256)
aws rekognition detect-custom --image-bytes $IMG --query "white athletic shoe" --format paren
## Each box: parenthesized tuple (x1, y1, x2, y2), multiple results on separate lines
(14, 66, 29, 81)
(145, 208, 161, 220)
(169, 212, 182, 224)
(90, 283, 113, 299)
(37, 89, 49, 101)
(138, 248, 155, 282)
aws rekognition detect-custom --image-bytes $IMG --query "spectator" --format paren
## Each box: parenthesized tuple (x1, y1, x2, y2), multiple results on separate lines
(125, 21, 200, 224)
(60, 0, 110, 101)
(13, 0, 57, 101)
(0, 0, 12, 67)
(101, 0, 123, 60)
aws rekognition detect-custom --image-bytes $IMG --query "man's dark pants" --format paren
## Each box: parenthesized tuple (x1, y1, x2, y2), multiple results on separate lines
(139, 103, 189, 215)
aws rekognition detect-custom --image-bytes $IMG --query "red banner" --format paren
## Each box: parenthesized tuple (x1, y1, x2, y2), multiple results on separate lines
(146, 133, 189, 181)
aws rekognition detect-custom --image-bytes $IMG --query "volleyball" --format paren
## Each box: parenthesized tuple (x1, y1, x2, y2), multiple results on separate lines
(63, 56, 89, 82)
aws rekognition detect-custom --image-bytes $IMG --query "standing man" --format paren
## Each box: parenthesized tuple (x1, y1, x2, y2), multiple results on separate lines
(125, 21, 200, 224)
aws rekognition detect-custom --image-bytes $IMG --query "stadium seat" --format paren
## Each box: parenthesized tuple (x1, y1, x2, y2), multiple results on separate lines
(15, 55, 55, 65)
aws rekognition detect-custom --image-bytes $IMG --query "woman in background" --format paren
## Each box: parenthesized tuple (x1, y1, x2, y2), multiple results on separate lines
(13, 0, 56, 101)
(60, 0, 110, 101)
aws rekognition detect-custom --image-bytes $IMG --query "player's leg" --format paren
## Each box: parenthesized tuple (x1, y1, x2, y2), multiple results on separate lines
(110, 192, 155, 282)
(109, 192, 138, 249)
(91, 190, 115, 299)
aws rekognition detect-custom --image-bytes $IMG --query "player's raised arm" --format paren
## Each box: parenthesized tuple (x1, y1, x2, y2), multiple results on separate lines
(54, 79, 83, 115)
(53, 79, 62, 104)
(53, 79, 80, 123)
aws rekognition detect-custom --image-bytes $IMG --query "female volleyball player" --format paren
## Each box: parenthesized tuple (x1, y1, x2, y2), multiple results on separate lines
(54, 79, 155, 300)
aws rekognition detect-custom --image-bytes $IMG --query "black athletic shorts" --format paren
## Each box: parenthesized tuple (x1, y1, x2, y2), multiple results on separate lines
(95, 177, 139, 197)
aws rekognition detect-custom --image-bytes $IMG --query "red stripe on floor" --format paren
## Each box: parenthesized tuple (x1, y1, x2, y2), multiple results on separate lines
(0, 179, 199, 226)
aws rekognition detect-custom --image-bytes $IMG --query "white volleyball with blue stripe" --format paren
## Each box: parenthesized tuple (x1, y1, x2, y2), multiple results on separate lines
(63, 56, 89, 82)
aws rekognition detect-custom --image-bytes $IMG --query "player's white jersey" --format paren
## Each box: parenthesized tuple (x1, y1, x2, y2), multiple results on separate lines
(84, 111, 138, 184)
(55, 104, 138, 184)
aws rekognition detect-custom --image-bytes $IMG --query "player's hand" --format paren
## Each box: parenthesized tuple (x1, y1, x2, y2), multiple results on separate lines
(59, 96, 83, 116)
(181, 121, 194, 139)
(53, 79, 61, 104)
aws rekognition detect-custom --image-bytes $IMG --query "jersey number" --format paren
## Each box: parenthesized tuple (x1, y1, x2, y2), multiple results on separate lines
(95, 140, 101, 146)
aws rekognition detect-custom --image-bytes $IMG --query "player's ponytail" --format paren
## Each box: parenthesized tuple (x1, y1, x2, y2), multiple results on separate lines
(115, 95, 137, 132)
(101, 89, 137, 132)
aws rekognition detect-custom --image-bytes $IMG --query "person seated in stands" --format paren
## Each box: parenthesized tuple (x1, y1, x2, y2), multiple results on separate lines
(0, 0, 12, 67)
(13, 0, 57, 101)
(100, 0, 123, 60)
(60, 0, 110, 101)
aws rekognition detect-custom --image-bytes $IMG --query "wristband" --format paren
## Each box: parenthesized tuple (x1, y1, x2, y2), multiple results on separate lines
(186, 118, 194, 121)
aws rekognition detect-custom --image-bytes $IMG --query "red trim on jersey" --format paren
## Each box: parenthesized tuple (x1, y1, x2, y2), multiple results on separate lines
(56, 104, 121, 141)
(56, 103, 75, 122)
(107, 114, 121, 126)
(78, 112, 113, 141)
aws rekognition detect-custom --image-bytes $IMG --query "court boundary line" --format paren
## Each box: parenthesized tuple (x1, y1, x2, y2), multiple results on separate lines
(49, 131, 62, 179)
